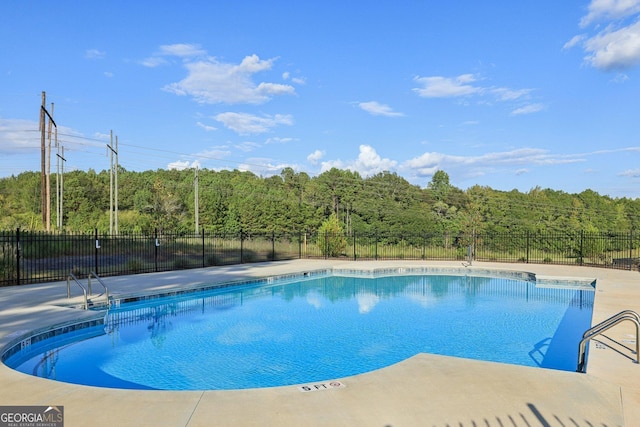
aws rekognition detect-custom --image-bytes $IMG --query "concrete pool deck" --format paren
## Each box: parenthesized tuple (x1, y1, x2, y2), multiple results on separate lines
(0, 260, 638, 426)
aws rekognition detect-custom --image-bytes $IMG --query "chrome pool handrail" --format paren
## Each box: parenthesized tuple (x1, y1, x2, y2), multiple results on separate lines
(577, 309, 640, 373)
(67, 273, 88, 310)
(88, 271, 109, 307)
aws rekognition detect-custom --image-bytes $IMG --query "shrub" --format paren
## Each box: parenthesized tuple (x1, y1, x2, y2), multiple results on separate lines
(316, 214, 347, 257)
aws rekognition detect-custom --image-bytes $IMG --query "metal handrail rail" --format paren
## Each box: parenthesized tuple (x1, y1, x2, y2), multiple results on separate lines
(66, 273, 88, 310)
(582, 310, 640, 340)
(88, 271, 110, 307)
(577, 310, 640, 373)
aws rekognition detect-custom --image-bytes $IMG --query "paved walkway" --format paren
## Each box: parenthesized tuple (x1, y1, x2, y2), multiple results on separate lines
(0, 260, 638, 426)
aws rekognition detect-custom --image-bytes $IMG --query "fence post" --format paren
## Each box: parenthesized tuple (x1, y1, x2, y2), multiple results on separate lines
(298, 232, 302, 259)
(579, 230, 584, 266)
(16, 228, 21, 286)
(240, 230, 244, 263)
(201, 228, 205, 268)
(94, 228, 99, 275)
(353, 232, 356, 261)
(630, 229, 634, 271)
(526, 230, 530, 264)
(375, 232, 378, 260)
(154, 228, 158, 272)
(271, 231, 276, 261)
(324, 231, 328, 259)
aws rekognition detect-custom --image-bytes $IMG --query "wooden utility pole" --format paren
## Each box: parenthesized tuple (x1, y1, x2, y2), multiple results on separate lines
(46, 102, 54, 231)
(40, 92, 46, 228)
(56, 145, 66, 229)
(39, 92, 57, 231)
(194, 167, 199, 235)
(109, 131, 114, 234)
(115, 135, 119, 234)
(107, 131, 119, 234)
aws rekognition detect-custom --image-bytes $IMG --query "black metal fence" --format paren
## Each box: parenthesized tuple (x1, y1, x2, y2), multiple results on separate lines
(1, 229, 638, 286)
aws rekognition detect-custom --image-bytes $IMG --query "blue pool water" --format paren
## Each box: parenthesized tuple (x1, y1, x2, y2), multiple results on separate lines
(4, 273, 594, 390)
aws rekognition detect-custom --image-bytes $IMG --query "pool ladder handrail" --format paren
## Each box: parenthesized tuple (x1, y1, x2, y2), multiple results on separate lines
(88, 271, 110, 307)
(576, 309, 640, 373)
(67, 273, 88, 310)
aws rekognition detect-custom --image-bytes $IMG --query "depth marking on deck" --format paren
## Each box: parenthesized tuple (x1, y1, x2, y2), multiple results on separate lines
(298, 381, 346, 392)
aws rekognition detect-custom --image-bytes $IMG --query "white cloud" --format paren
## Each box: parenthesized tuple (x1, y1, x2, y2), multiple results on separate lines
(85, 49, 105, 59)
(141, 43, 205, 67)
(353, 145, 397, 174)
(167, 159, 201, 170)
(155, 51, 295, 104)
(413, 74, 481, 98)
(238, 157, 295, 175)
(0, 118, 40, 153)
(158, 43, 206, 58)
(490, 87, 532, 101)
(580, 0, 640, 27)
(195, 147, 232, 160)
(619, 168, 640, 177)
(583, 20, 640, 70)
(196, 121, 217, 132)
(93, 132, 111, 140)
(413, 74, 535, 112)
(255, 81, 296, 96)
(140, 56, 168, 68)
(307, 149, 325, 164)
(612, 72, 631, 82)
(320, 145, 397, 177)
(320, 159, 346, 171)
(403, 148, 586, 179)
(265, 137, 295, 144)
(358, 101, 404, 117)
(0, 118, 91, 155)
(282, 71, 306, 85)
(510, 103, 545, 116)
(568, 1, 640, 70)
(215, 112, 293, 135)
(563, 34, 586, 49)
(234, 141, 261, 152)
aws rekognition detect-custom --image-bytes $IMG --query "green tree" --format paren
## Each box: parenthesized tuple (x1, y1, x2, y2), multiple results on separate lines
(316, 214, 347, 257)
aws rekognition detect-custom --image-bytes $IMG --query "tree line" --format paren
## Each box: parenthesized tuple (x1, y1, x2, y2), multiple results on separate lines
(0, 167, 639, 235)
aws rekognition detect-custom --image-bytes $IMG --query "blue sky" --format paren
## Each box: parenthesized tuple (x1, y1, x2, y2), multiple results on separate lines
(1, 0, 640, 198)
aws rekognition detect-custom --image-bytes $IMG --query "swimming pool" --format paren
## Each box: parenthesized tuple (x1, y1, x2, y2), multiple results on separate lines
(3, 271, 594, 390)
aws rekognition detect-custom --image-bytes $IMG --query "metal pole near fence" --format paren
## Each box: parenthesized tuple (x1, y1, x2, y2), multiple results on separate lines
(16, 228, 21, 286)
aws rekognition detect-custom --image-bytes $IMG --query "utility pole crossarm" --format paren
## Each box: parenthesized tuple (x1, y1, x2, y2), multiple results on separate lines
(40, 105, 57, 127)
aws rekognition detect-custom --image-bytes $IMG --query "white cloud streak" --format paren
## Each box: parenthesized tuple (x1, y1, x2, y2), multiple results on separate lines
(85, 49, 105, 59)
(358, 101, 404, 117)
(215, 112, 293, 135)
(580, 0, 640, 27)
(412, 74, 539, 114)
(413, 74, 481, 98)
(510, 103, 545, 116)
(0, 118, 40, 153)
